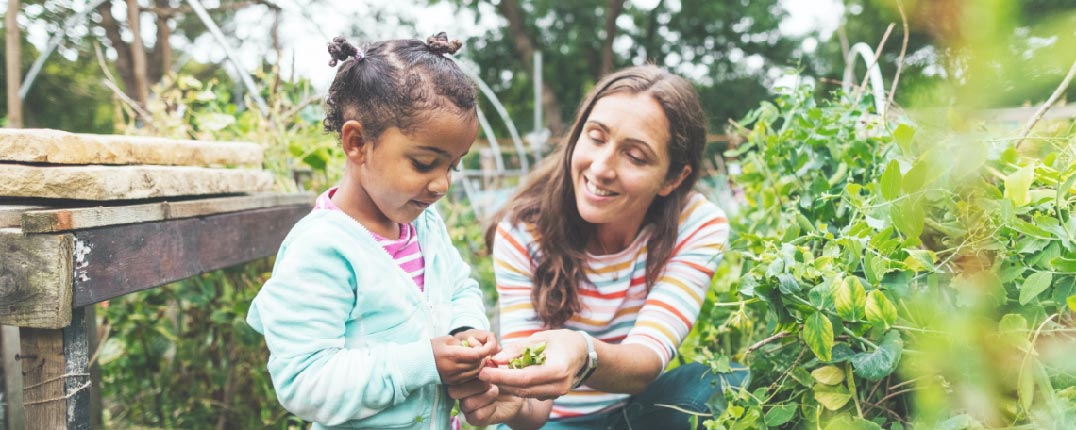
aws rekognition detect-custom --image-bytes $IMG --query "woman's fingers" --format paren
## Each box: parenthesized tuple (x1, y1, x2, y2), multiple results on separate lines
(479, 366, 571, 399)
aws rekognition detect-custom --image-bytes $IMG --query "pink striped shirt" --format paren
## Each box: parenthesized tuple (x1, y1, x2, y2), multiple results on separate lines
(493, 193, 729, 419)
(313, 187, 425, 291)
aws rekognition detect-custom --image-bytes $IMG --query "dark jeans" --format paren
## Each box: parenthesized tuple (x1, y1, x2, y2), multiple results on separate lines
(532, 362, 749, 430)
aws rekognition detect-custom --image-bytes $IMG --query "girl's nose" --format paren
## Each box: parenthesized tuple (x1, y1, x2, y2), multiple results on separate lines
(429, 170, 450, 196)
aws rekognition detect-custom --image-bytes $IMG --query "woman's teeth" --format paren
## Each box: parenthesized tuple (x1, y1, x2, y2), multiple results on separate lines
(587, 179, 615, 196)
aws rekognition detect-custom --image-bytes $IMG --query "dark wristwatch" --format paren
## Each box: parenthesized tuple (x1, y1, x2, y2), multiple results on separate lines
(571, 330, 598, 389)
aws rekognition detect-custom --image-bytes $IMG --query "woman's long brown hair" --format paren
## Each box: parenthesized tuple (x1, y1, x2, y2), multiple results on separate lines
(485, 65, 707, 328)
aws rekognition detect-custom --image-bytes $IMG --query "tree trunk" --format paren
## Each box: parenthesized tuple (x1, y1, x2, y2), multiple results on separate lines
(643, 0, 665, 64)
(494, 0, 565, 136)
(126, 0, 149, 105)
(149, 0, 172, 83)
(6, 0, 23, 128)
(599, 0, 626, 77)
(98, 0, 138, 101)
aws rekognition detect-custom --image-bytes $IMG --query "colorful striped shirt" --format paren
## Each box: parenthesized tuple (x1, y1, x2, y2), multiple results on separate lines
(314, 187, 426, 291)
(493, 193, 729, 420)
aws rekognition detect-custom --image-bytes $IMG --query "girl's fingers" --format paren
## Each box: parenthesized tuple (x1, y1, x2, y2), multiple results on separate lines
(446, 378, 491, 400)
(459, 384, 500, 414)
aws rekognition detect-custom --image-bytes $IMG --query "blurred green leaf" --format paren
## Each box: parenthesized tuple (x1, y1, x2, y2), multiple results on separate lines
(764, 404, 797, 427)
(1004, 164, 1035, 207)
(824, 415, 883, 430)
(880, 160, 902, 201)
(814, 383, 851, 411)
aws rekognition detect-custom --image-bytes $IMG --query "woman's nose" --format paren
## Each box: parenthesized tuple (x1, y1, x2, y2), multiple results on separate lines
(589, 149, 617, 180)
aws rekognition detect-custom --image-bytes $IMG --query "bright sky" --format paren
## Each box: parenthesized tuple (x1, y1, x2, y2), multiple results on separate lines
(14, 0, 843, 92)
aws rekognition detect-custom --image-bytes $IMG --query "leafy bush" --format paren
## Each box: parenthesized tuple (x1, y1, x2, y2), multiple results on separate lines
(694, 85, 1076, 429)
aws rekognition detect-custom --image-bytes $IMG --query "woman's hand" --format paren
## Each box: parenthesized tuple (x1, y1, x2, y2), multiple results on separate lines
(478, 329, 588, 399)
(431, 335, 496, 384)
(448, 379, 526, 426)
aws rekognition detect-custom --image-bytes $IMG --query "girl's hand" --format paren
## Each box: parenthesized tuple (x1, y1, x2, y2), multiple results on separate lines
(431, 335, 496, 385)
(452, 328, 500, 354)
(457, 384, 526, 427)
(478, 329, 588, 399)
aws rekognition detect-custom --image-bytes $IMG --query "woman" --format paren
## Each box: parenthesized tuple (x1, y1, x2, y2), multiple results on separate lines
(450, 65, 747, 429)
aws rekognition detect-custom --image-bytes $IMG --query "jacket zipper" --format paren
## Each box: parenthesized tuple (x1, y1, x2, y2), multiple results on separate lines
(332, 211, 444, 429)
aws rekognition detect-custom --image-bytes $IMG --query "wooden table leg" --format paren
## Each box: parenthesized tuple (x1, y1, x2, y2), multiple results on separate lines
(20, 307, 91, 430)
(2, 325, 25, 430)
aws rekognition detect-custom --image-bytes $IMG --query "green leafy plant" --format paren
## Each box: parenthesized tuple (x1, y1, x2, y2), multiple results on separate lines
(693, 85, 1076, 430)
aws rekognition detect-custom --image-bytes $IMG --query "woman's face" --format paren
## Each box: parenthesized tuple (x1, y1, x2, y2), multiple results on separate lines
(570, 92, 683, 233)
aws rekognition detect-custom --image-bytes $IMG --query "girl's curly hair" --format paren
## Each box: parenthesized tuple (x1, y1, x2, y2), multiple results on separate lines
(323, 32, 476, 139)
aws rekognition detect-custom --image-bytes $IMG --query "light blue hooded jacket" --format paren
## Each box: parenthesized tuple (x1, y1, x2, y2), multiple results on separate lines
(247, 207, 489, 429)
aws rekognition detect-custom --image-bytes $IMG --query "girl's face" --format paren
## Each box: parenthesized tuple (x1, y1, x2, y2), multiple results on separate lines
(346, 111, 478, 233)
(570, 92, 685, 236)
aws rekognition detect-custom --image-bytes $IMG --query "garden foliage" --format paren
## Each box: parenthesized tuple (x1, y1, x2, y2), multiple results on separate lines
(694, 85, 1076, 429)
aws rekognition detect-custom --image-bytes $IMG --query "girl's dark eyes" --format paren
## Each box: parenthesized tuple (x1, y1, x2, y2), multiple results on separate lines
(412, 159, 435, 172)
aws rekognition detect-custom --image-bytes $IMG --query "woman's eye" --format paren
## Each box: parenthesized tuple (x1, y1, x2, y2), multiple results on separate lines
(587, 130, 605, 143)
(627, 153, 647, 164)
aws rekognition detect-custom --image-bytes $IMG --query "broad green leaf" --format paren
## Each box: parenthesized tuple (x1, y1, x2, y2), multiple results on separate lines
(866, 290, 898, 330)
(1009, 219, 1054, 240)
(777, 273, 801, 294)
(999, 313, 1029, 332)
(764, 404, 798, 427)
(834, 277, 866, 321)
(903, 249, 936, 272)
(803, 312, 834, 362)
(902, 158, 929, 194)
(824, 415, 883, 430)
(892, 196, 925, 239)
(811, 365, 845, 385)
(1068, 295, 1076, 312)
(1049, 256, 1076, 273)
(1019, 272, 1053, 305)
(1004, 164, 1035, 207)
(893, 123, 916, 155)
(813, 383, 851, 411)
(880, 160, 902, 201)
(850, 330, 903, 381)
(863, 253, 885, 286)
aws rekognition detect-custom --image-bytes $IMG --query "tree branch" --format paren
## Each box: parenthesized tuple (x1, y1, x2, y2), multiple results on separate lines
(1017, 57, 1076, 148)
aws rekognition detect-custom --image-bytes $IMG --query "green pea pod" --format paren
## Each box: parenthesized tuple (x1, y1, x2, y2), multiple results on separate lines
(461, 340, 470, 347)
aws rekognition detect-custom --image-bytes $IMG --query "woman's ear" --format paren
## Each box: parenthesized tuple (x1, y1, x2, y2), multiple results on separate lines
(658, 165, 692, 197)
(341, 120, 368, 164)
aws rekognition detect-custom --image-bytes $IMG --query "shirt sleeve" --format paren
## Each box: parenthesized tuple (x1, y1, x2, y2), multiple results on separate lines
(246, 232, 441, 426)
(493, 222, 545, 345)
(622, 195, 730, 369)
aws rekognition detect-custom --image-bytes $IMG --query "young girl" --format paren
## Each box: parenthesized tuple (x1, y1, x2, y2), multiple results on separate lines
(247, 33, 496, 430)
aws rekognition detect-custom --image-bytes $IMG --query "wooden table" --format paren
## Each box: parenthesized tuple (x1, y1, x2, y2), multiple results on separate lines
(0, 192, 312, 429)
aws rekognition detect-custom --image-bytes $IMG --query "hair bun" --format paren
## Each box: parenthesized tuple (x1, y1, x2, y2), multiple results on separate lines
(327, 36, 359, 67)
(426, 32, 463, 56)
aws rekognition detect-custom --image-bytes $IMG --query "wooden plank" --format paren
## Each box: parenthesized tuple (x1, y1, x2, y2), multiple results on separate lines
(20, 192, 314, 233)
(165, 192, 313, 219)
(19, 327, 64, 429)
(1, 325, 25, 430)
(1, 205, 45, 228)
(19, 307, 91, 430)
(0, 229, 73, 329)
(63, 307, 91, 429)
(0, 164, 273, 201)
(72, 205, 308, 306)
(0, 128, 262, 167)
